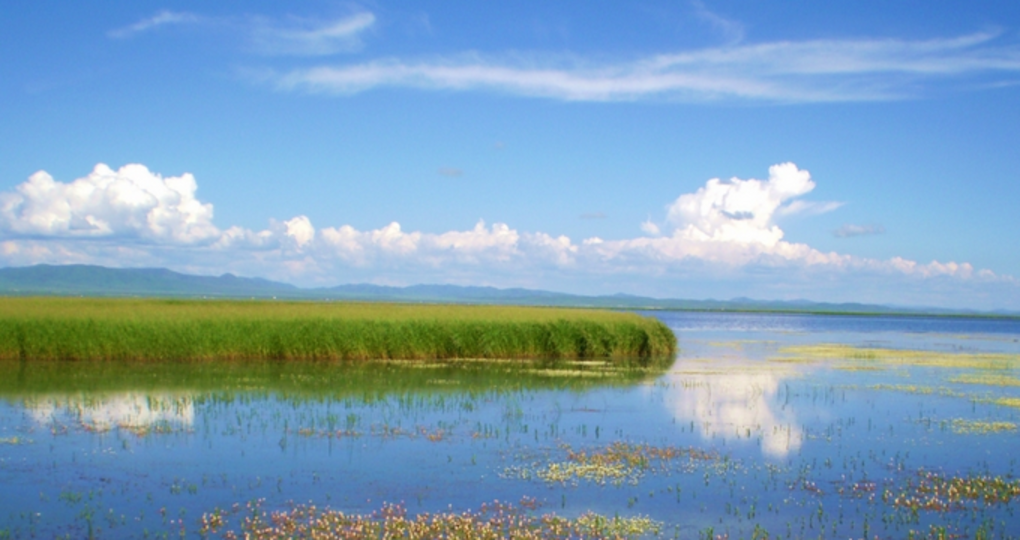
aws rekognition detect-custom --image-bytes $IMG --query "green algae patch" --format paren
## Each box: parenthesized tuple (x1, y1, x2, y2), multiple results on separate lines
(0, 297, 675, 363)
(773, 344, 1020, 370)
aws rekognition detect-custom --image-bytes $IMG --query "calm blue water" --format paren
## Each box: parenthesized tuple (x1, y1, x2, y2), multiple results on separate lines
(2, 312, 1020, 538)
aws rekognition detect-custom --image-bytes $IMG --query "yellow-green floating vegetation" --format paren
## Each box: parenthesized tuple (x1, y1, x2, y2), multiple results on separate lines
(773, 344, 1020, 370)
(868, 384, 963, 398)
(833, 365, 888, 372)
(949, 373, 1020, 387)
(0, 297, 675, 363)
(991, 397, 1020, 409)
(0, 436, 29, 445)
(949, 419, 1017, 435)
(199, 498, 661, 540)
(504, 442, 720, 486)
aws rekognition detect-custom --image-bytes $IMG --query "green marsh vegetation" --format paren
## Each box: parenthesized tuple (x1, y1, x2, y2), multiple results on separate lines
(0, 297, 675, 363)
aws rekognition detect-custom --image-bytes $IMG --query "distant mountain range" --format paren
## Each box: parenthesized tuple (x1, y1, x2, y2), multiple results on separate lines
(0, 264, 1016, 317)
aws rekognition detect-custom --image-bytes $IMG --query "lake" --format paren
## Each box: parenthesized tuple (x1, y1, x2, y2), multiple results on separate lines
(2, 311, 1020, 538)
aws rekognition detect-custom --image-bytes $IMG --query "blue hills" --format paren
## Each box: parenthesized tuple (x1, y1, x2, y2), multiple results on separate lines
(0, 264, 1014, 317)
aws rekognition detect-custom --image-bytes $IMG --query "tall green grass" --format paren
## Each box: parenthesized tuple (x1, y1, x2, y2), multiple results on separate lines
(0, 298, 676, 363)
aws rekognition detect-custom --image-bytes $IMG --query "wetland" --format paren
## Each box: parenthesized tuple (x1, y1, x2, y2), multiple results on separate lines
(2, 310, 1020, 538)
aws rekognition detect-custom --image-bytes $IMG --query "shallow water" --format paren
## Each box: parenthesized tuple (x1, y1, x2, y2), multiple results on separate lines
(2, 311, 1020, 538)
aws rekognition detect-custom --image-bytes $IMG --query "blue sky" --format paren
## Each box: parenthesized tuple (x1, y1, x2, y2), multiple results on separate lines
(2, 1, 1019, 309)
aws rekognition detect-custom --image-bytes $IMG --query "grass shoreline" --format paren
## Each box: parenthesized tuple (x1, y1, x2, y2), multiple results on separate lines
(0, 298, 676, 362)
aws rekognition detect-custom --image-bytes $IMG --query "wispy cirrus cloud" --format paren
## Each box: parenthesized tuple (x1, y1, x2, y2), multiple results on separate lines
(272, 31, 1020, 102)
(0, 163, 1015, 308)
(109, 10, 375, 56)
(437, 167, 464, 178)
(250, 12, 375, 56)
(108, 10, 203, 39)
(834, 223, 886, 238)
(777, 200, 844, 217)
(690, 0, 745, 45)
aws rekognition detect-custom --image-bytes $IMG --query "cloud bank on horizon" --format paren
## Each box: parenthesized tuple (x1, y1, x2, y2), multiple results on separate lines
(0, 162, 1013, 309)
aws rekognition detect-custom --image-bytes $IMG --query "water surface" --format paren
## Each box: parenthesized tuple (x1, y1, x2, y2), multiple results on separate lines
(2, 311, 1020, 538)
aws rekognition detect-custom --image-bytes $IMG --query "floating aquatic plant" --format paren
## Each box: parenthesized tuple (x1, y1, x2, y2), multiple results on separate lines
(992, 397, 1020, 409)
(0, 436, 28, 445)
(884, 470, 1020, 512)
(504, 442, 720, 486)
(200, 498, 661, 539)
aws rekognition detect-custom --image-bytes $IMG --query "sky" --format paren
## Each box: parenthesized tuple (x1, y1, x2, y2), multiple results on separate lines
(2, 1, 1019, 310)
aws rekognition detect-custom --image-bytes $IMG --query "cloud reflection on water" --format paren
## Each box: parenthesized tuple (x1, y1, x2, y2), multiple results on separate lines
(24, 392, 194, 432)
(665, 365, 803, 458)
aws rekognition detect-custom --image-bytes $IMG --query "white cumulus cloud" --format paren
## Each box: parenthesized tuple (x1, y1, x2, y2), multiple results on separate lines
(573, 163, 853, 269)
(0, 164, 219, 244)
(665, 162, 815, 247)
(640, 220, 661, 236)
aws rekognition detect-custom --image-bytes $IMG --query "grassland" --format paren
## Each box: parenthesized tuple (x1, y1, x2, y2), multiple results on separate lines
(0, 297, 675, 363)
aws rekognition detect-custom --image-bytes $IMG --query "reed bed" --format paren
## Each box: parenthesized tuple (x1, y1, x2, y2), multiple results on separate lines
(0, 297, 675, 362)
